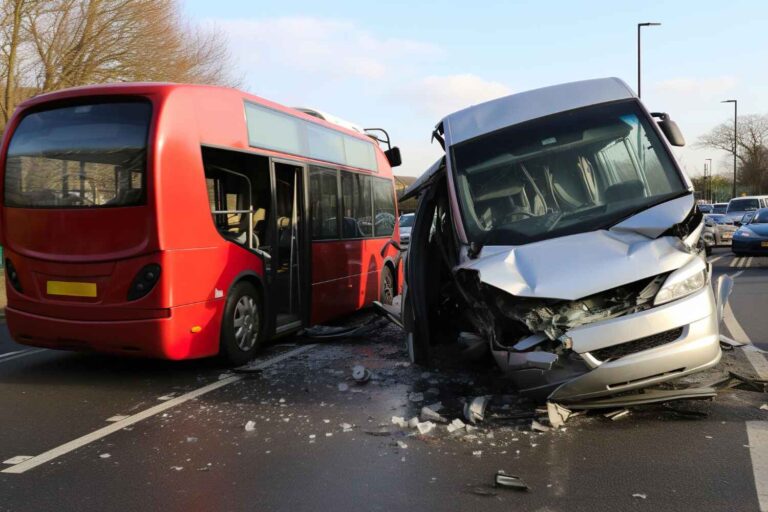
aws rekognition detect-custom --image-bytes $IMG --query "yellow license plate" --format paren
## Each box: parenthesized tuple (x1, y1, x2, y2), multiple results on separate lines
(722, 232, 732, 239)
(762, 241, 768, 248)
(46, 280, 97, 298)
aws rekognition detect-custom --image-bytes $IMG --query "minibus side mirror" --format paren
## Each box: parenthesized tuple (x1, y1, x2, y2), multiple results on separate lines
(651, 112, 685, 147)
(385, 147, 402, 167)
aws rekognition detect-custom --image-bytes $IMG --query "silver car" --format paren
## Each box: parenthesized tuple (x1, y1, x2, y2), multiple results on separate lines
(702, 214, 737, 250)
(382, 78, 731, 409)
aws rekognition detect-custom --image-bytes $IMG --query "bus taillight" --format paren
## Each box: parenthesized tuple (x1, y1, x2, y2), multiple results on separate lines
(127, 264, 161, 301)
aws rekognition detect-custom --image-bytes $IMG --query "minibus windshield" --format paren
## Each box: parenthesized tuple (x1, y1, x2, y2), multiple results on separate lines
(5, 100, 151, 208)
(451, 100, 687, 246)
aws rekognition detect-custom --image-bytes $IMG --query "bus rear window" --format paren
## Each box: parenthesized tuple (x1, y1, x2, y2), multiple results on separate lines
(4, 101, 151, 208)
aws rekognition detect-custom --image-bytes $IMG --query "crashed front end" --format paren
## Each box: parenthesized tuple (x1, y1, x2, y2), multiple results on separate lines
(393, 78, 729, 409)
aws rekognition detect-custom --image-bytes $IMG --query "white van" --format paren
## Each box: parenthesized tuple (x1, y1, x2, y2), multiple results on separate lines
(726, 196, 768, 224)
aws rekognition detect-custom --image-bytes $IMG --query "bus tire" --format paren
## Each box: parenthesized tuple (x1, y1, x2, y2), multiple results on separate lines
(380, 264, 395, 305)
(219, 281, 263, 366)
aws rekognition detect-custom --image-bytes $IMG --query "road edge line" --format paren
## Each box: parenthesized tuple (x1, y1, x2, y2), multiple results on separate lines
(1, 344, 316, 474)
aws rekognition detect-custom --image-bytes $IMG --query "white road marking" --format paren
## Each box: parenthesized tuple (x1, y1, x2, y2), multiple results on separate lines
(2, 456, 32, 465)
(748, 257, 754, 268)
(731, 257, 742, 268)
(708, 255, 724, 264)
(747, 421, 768, 512)
(0, 349, 46, 364)
(1, 344, 317, 474)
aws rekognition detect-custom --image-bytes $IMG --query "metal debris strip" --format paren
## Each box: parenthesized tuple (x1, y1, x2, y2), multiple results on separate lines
(302, 317, 389, 340)
(495, 472, 530, 491)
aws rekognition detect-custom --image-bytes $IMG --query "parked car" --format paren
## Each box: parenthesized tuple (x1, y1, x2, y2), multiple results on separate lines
(701, 214, 737, 254)
(726, 196, 768, 224)
(712, 203, 728, 214)
(698, 204, 713, 214)
(398, 213, 415, 246)
(378, 78, 732, 410)
(732, 207, 768, 255)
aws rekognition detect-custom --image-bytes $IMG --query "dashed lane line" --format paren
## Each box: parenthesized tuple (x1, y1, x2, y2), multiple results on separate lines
(1, 344, 317, 474)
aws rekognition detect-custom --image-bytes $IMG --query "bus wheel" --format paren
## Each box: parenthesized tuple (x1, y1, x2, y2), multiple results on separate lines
(220, 281, 262, 366)
(380, 265, 395, 305)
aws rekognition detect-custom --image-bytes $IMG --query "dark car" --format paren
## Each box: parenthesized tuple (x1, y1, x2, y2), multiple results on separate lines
(732, 207, 768, 255)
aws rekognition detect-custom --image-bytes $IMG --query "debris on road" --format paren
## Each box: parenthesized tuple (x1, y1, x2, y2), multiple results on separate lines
(352, 365, 371, 383)
(244, 420, 256, 432)
(416, 421, 436, 435)
(340, 423, 353, 432)
(397, 440, 408, 449)
(391, 416, 408, 428)
(604, 409, 630, 421)
(447, 418, 466, 433)
(760, 404, 768, 411)
(408, 392, 424, 402)
(495, 472, 530, 491)
(531, 420, 550, 432)
(420, 404, 447, 423)
(99, 453, 111, 459)
(546, 402, 573, 428)
(337, 383, 349, 392)
(632, 493, 647, 499)
(464, 396, 490, 424)
(303, 317, 388, 340)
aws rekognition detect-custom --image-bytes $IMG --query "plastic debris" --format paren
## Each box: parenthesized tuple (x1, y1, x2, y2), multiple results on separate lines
(420, 406, 447, 423)
(447, 418, 466, 433)
(546, 402, 572, 428)
(416, 421, 436, 435)
(408, 392, 424, 402)
(495, 472, 529, 491)
(352, 365, 372, 383)
(338, 383, 349, 392)
(632, 493, 647, 499)
(397, 440, 408, 449)
(407, 417, 420, 428)
(340, 422, 353, 432)
(391, 416, 408, 428)
(604, 409, 630, 421)
(472, 450, 482, 457)
(464, 396, 490, 424)
(244, 420, 257, 432)
(760, 404, 768, 411)
(531, 420, 550, 432)
(99, 453, 111, 459)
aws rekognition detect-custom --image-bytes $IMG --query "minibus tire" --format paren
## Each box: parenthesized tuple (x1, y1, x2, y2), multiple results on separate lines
(380, 265, 395, 305)
(219, 281, 263, 366)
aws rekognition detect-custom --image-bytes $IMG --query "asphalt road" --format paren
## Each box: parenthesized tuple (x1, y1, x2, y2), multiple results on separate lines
(0, 247, 767, 512)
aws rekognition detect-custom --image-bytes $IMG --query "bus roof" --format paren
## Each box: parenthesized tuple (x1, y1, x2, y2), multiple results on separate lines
(14, 82, 377, 146)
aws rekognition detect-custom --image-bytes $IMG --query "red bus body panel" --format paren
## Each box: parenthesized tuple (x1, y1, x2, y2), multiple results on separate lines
(0, 83, 400, 359)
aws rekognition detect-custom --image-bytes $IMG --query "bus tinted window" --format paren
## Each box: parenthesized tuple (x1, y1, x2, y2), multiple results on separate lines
(373, 178, 396, 237)
(5, 101, 151, 208)
(310, 168, 339, 240)
(341, 172, 372, 238)
(245, 102, 378, 172)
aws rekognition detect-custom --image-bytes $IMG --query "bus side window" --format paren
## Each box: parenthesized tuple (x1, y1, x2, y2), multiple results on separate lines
(205, 168, 253, 247)
(373, 178, 396, 237)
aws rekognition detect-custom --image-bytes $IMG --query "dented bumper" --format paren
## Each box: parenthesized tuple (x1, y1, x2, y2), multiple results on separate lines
(551, 286, 721, 402)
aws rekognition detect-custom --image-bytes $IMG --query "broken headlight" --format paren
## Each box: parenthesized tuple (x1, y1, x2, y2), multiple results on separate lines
(654, 259, 707, 306)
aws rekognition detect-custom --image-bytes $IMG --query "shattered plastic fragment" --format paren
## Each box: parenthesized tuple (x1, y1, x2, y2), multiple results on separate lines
(420, 406, 447, 423)
(244, 421, 256, 432)
(464, 396, 490, 424)
(760, 404, 768, 411)
(495, 472, 529, 491)
(99, 453, 111, 459)
(632, 493, 647, 499)
(407, 417, 420, 428)
(447, 418, 466, 433)
(472, 450, 482, 457)
(391, 416, 408, 428)
(416, 421, 436, 435)
(337, 383, 349, 392)
(546, 402, 572, 428)
(397, 440, 408, 449)
(340, 423, 353, 432)
(531, 420, 550, 432)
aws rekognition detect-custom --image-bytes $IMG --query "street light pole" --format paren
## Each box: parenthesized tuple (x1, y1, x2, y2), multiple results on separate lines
(722, 99, 738, 198)
(637, 22, 661, 98)
(705, 158, 713, 202)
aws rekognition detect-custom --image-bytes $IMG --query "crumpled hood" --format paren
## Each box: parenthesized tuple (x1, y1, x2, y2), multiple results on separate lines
(459, 194, 698, 301)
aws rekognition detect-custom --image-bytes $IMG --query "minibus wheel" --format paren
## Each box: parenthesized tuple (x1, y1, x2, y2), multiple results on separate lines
(380, 265, 395, 305)
(220, 281, 263, 365)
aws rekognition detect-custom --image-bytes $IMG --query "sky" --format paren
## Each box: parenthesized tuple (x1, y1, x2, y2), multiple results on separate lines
(183, 0, 768, 178)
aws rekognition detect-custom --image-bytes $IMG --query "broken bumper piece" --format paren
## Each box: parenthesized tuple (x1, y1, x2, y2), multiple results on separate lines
(511, 285, 721, 405)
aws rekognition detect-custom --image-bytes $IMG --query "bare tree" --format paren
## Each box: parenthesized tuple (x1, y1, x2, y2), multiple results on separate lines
(0, 0, 239, 130)
(698, 114, 768, 194)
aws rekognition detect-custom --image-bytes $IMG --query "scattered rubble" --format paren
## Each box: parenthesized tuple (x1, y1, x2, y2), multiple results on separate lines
(531, 420, 550, 432)
(416, 421, 436, 435)
(604, 409, 630, 421)
(447, 419, 466, 433)
(352, 365, 372, 383)
(408, 392, 424, 402)
(464, 396, 490, 424)
(632, 493, 647, 500)
(546, 402, 573, 428)
(244, 421, 256, 432)
(337, 383, 349, 392)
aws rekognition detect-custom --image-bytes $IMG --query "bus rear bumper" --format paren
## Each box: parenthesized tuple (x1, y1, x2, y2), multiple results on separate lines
(6, 301, 223, 360)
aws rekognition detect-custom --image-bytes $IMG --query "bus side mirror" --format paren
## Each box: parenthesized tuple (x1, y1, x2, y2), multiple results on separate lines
(651, 112, 685, 147)
(385, 147, 402, 167)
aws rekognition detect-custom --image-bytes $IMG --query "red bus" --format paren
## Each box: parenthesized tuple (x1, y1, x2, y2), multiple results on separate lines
(0, 83, 402, 364)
